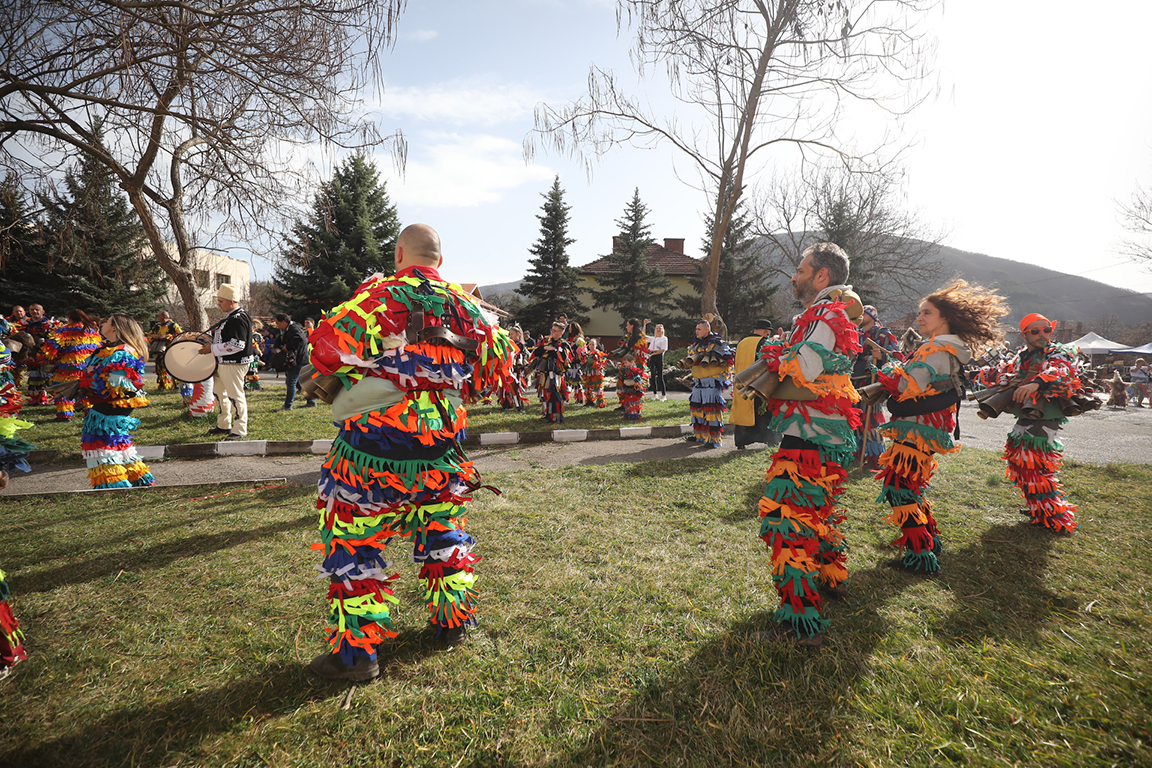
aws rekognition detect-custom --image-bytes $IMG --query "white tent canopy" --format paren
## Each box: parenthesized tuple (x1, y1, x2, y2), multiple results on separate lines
(1068, 332, 1128, 355)
(1115, 342, 1152, 355)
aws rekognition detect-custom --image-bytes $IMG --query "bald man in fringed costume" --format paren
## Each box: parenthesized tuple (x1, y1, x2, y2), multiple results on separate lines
(307, 224, 515, 681)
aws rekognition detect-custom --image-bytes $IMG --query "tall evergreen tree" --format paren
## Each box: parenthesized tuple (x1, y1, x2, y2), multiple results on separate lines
(273, 154, 401, 321)
(515, 176, 587, 333)
(39, 131, 167, 319)
(675, 201, 779, 338)
(0, 174, 57, 311)
(590, 188, 674, 325)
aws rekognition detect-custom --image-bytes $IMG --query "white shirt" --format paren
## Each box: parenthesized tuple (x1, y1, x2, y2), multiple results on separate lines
(647, 335, 669, 354)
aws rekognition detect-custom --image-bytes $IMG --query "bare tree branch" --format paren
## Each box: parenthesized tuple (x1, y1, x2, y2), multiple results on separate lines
(526, 0, 937, 320)
(0, 0, 406, 327)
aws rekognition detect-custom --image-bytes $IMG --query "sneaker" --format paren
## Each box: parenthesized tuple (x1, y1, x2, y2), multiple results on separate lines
(750, 624, 823, 648)
(303, 400, 316, 408)
(207, 427, 229, 435)
(276, 406, 291, 412)
(684, 436, 702, 444)
(222, 433, 245, 441)
(308, 652, 379, 681)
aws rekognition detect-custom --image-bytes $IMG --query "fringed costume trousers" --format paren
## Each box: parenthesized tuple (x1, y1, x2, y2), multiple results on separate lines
(539, 371, 566, 423)
(689, 375, 728, 446)
(81, 408, 154, 489)
(757, 436, 849, 639)
(1004, 419, 1078, 533)
(876, 440, 942, 573)
(618, 389, 642, 420)
(314, 407, 480, 665)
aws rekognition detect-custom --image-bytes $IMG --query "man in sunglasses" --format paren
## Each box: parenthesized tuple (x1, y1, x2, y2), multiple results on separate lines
(997, 313, 1082, 533)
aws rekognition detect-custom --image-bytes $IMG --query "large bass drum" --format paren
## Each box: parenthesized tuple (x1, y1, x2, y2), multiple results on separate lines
(163, 331, 217, 383)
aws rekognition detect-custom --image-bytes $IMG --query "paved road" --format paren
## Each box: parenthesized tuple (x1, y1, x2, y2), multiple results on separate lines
(2, 399, 1148, 497)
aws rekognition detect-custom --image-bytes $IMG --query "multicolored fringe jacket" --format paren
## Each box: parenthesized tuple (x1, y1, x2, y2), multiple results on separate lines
(759, 288, 863, 466)
(998, 342, 1084, 422)
(308, 266, 515, 659)
(0, 345, 33, 476)
(877, 335, 971, 456)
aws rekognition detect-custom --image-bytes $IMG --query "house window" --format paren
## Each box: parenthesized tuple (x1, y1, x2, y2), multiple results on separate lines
(215, 273, 231, 289)
(194, 270, 210, 289)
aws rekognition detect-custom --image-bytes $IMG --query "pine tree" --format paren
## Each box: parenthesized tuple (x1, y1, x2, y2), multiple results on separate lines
(0, 175, 58, 311)
(675, 201, 779, 338)
(39, 133, 167, 320)
(515, 176, 587, 333)
(273, 154, 401, 321)
(590, 188, 675, 326)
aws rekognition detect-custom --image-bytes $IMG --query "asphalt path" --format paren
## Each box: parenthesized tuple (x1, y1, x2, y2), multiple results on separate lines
(2, 397, 1148, 498)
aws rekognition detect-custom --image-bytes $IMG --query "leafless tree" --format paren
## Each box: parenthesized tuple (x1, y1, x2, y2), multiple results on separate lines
(1120, 177, 1152, 266)
(0, 0, 406, 328)
(752, 163, 945, 311)
(526, 0, 937, 321)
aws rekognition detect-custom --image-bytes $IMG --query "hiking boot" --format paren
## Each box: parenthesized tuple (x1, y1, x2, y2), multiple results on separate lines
(440, 625, 468, 646)
(308, 652, 379, 681)
(750, 624, 823, 648)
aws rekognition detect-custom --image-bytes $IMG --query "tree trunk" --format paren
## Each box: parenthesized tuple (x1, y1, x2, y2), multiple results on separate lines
(124, 188, 207, 329)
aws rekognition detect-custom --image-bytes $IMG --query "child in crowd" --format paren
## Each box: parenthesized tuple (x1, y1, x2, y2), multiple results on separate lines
(583, 337, 608, 408)
(617, 352, 645, 421)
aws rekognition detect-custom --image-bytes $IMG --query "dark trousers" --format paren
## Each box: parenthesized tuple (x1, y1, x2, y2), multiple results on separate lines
(283, 364, 303, 408)
(649, 353, 666, 395)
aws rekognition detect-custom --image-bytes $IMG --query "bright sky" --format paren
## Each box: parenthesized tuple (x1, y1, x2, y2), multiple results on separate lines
(244, 0, 1152, 300)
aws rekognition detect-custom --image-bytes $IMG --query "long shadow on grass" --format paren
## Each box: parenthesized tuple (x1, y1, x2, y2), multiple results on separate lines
(581, 447, 748, 472)
(535, 523, 1068, 767)
(8, 514, 312, 595)
(933, 521, 1067, 644)
(2, 664, 341, 768)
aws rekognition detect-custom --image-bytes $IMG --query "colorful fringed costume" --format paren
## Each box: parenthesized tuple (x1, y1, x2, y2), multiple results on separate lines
(78, 343, 154, 489)
(686, 332, 735, 446)
(756, 287, 861, 639)
(309, 265, 514, 666)
(0, 344, 35, 478)
(530, 337, 572, 423)
(617, 364, 645, 420)
(566, 335, 587, 404)
(583, 348, 609, 408)
(0, 568, 27, 677)
(874, 335, 971, 574)
(497, 339, 528, 411)
(43, 322, 102, 420)
(999, 342, 1083, 533)
(147, 318, 183, 389)
(852, 322, 902, 465)
(21, 316, 59, 406)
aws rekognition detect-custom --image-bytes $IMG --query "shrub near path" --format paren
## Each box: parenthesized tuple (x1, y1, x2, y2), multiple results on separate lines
(0, 450, 1148, 767)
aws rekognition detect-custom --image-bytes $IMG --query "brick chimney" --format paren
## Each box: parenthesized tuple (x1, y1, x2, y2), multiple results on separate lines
(663, 238, 685, 254)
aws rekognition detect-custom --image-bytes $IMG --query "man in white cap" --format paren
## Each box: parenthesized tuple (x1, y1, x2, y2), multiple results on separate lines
(198, 283, 254, 440)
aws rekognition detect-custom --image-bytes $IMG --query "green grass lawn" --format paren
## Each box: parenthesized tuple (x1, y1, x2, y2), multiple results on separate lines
(1, 449, 1149, 767)
(20, 387, 694, 463)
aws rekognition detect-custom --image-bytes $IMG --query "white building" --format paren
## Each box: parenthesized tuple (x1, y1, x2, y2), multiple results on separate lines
(162, 246, 250, 328)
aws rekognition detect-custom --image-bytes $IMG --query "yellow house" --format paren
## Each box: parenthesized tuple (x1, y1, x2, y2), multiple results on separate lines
(575, 238, 702, 346)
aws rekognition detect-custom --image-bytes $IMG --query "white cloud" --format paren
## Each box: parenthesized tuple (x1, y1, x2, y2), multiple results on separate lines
(379, 133, 554, 208)
(407, 29, 438, 42)
(375, 79, 538, 127)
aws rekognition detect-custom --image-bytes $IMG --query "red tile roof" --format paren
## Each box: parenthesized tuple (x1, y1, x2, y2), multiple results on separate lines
(579, 240, 703, 277)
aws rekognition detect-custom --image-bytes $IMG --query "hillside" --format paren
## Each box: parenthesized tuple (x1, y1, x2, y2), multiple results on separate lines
(481, 241, 1152, 329)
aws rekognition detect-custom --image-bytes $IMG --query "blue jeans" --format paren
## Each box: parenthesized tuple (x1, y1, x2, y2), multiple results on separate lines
(283, 364, 303, 408)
